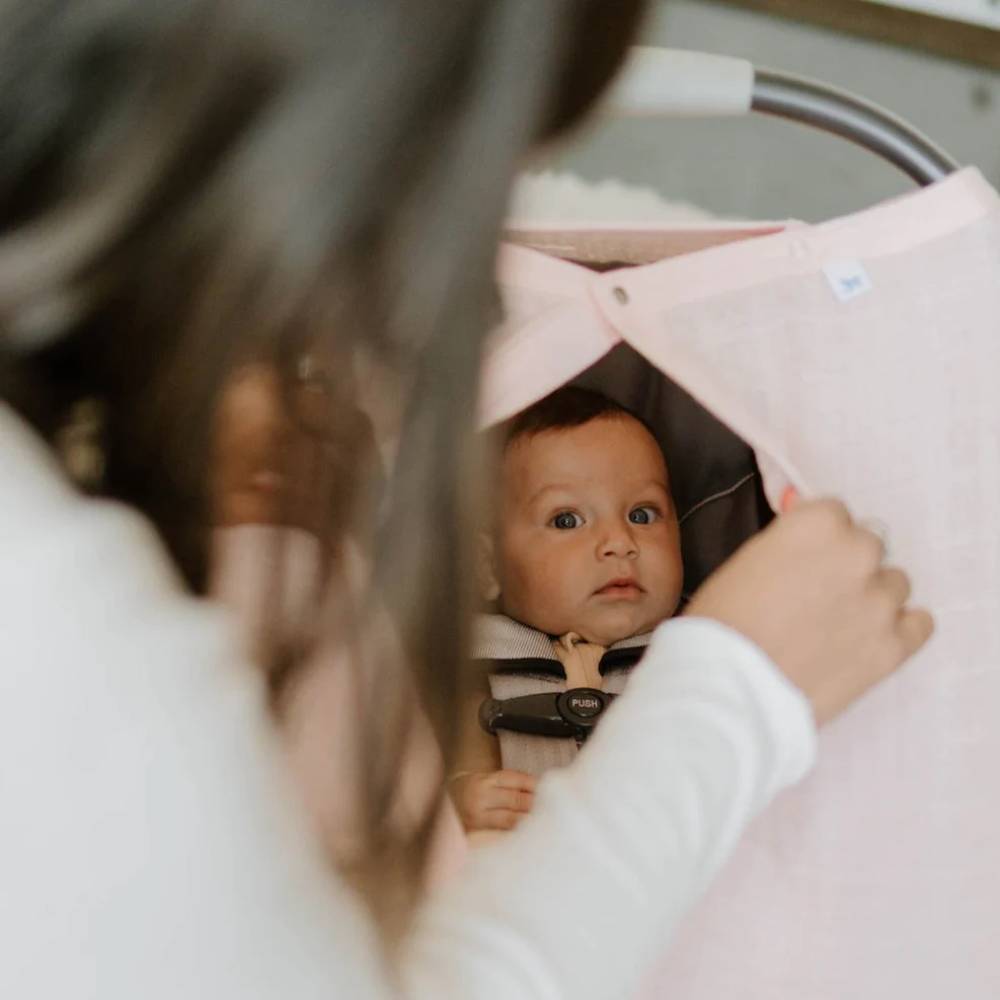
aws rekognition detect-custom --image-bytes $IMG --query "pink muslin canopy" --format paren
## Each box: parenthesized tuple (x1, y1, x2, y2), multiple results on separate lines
(483, 167, 1000, 998)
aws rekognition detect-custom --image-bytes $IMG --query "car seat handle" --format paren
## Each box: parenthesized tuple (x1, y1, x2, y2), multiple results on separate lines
(605, 47, 959, 185)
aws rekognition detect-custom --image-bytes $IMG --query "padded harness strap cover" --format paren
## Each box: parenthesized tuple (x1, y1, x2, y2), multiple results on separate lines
(472, 615, 648, 777)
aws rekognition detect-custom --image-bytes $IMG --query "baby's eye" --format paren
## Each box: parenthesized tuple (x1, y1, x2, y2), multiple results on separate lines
(550, 511, 584, 530)
(628, 506, 660, 526)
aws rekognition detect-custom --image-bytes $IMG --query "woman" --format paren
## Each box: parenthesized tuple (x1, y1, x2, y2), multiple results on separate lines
(0, 3, 931, 998)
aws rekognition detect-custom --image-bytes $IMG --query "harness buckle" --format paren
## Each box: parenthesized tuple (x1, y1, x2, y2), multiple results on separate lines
(479, 687, 616, 743)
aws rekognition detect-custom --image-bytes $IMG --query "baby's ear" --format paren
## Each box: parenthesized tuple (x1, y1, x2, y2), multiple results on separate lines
(475, 533, 501, 603)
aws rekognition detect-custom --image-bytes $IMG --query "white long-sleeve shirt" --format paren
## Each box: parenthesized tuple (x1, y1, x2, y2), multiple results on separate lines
(0, 402, 815, 999)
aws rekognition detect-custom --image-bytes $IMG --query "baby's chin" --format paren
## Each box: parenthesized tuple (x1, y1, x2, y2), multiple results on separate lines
(573, 623, 647, 646)
(538, 608, 668, 647)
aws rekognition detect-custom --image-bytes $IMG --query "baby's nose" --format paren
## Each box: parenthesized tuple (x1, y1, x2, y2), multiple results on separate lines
(599, 523, 638, 559)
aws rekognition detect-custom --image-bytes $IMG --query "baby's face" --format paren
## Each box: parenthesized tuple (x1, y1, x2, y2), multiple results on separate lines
(492, 415, 683, 646)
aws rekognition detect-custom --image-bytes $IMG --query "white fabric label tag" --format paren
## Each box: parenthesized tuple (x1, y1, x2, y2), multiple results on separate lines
(823, 258, 873, 302)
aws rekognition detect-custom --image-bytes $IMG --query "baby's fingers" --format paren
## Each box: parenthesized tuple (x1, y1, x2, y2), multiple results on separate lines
(494, 769, 537, 793)
(484, 809, 526, 831)
(486, 785, 534, 814)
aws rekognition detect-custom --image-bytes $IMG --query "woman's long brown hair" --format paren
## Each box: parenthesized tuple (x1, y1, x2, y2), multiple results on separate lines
(0, 0, 650, 930)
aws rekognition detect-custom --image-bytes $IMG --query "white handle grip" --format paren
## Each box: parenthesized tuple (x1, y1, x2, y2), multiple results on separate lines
(604, 47, 754, 118)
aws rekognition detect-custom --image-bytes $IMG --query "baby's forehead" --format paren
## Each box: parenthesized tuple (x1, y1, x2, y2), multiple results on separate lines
(502, 414, 668, 495)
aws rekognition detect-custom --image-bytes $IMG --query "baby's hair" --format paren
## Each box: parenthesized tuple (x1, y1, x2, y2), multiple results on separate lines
(503, 385, 653, 449)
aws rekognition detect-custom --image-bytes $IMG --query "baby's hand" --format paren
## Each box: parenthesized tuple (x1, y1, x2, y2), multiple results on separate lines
(450, 769, 536, 832)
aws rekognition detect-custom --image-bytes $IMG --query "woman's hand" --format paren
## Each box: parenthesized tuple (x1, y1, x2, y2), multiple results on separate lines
(685, 498, 934, 725)
(450, 769, 537, 832)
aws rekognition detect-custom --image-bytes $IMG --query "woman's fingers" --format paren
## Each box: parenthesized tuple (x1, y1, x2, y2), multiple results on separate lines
(685, 498, 934, 726)
(872, 566, 935, 659)
(872, 566, 911, 606)
(853, 522, 887, 570)
(898, 607, 935, 657)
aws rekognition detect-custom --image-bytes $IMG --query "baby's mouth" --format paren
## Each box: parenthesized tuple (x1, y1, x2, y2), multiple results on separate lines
(594, 578, 644, 599)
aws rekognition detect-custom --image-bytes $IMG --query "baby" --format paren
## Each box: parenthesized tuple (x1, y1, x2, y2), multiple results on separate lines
(451, 386, 684, 834)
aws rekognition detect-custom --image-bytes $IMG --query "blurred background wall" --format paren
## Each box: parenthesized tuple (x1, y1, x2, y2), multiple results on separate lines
(537, 0, 1000, 221)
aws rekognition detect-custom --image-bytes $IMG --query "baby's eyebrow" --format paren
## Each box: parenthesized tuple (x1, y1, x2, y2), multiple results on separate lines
(524, 479, 670, 507)
(633, 479, 671, 496)
(525, 483, 578, 507)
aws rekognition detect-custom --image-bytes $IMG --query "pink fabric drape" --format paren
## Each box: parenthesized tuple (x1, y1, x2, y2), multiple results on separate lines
(485, 168, 1000, 998)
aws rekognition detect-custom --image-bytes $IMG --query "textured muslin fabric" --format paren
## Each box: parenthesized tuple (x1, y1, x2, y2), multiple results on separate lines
(486, 166, 1000, 998)
(481, 219, 793, 428)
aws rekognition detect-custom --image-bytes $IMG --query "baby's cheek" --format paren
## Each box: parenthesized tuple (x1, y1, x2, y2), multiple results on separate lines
(655, 569, 685, 619)
(502, 553, 544, 608)
(511, 556, 576, 631)
(523, 556, 571, 612)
